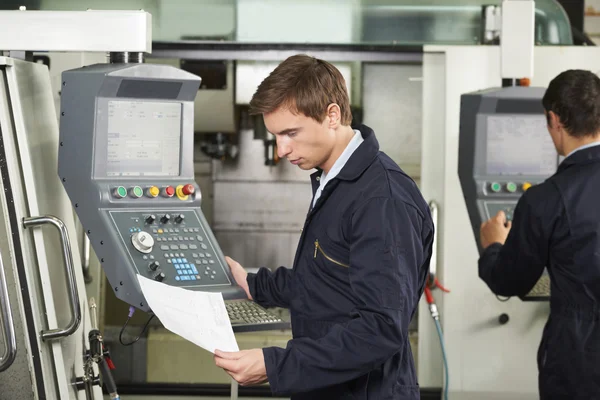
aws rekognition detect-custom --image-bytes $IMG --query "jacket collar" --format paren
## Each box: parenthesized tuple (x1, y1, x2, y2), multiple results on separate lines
(309, 124, 379, 184)
(557, 144, 600, 173)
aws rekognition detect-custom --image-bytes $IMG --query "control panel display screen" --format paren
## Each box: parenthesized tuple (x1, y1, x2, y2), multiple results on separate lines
(106, 100, 182, 177)
(485, 114, 557, 176)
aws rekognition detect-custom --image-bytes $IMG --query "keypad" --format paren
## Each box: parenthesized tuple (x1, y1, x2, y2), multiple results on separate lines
(226, 300, 284, 325)
(112, 210, 231, 287)
(525, 274, 551, 298)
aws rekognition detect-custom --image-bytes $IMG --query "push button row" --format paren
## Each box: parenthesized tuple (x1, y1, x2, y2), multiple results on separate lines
(113, 184, 196, 200)
(488, 181, 532, 193)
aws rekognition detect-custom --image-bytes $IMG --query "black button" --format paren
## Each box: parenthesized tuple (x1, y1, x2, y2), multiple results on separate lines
(153, 272, 166, 282)
(149, 261, 160, 271)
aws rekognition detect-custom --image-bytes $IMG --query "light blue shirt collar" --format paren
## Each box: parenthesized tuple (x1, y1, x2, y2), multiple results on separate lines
(565, 141, 600, 159)
(312, 130, 364, 207)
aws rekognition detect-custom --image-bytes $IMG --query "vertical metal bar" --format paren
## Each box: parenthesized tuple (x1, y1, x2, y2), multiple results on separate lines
(82, 232, 92, 284)
(0, 248, 17, 372)
(428, 201, 439, 288)
(22, 215, 81, 340)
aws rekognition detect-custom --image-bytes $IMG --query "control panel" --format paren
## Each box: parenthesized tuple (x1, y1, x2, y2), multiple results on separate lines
(56, 63, 249, 311)
(458, 86, 557, 301)
(109, 209, 231, 287)
(58, 63, 290, 331)
(478, 180, 542, 224)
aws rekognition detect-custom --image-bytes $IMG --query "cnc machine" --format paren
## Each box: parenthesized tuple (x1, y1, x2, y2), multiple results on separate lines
(458, 86, 556, 300)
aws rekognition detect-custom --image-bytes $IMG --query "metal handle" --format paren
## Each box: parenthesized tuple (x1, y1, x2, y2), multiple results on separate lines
(82, 233, 92, 284)
(23, 215, 81, 340)
(0, 248, 17, 371)
(428, 201, 438, 288)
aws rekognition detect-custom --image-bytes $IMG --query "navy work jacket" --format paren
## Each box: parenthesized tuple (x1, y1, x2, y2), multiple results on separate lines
(247, 124, 434, 399)
(479, 145, 600, 399)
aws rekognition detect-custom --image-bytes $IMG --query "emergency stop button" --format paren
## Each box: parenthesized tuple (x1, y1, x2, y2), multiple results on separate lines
(182, 184, 195, 195)
(176, 184, 195, 200)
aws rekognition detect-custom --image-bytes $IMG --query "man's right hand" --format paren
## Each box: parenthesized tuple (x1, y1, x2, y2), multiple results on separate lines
(225, 256, 252, 300)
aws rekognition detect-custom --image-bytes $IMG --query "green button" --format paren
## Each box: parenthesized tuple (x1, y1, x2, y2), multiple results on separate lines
(490, 182, 501, 192)
(132, 186, 143, 198)
(506, 182, 517, 193)
(116, 186, 127, 198)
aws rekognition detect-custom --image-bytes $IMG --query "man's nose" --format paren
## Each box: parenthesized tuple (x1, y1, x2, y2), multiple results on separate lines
(277, 139, 291, 159)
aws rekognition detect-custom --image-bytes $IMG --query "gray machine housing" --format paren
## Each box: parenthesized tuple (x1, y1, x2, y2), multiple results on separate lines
(458, 86, 557, 300)
(58, 63, 246, 311)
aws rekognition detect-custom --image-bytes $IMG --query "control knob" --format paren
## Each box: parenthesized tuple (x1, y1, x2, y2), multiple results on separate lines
(153, 272, 166, 282)
(161, 214, 171, 224)
(146, 214, 156, 224)
(149, 261, 160, 271)
(131, 231, 154, 254)
(175, 214, 185, 223)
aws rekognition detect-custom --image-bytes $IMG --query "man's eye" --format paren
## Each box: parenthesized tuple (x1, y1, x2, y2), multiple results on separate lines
(287, 131, 297, 137)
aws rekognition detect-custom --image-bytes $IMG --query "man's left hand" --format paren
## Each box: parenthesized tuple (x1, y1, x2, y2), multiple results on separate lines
(214, 349, 268, 386)
(480, 210, 511, 249)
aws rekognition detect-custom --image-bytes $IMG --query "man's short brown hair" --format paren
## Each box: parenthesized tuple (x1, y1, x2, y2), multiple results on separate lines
(249, 54, 352, 125)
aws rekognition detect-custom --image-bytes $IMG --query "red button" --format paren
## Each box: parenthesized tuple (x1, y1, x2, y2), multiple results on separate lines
(164, 186, 175, 197)
(182, 184, 195, 196)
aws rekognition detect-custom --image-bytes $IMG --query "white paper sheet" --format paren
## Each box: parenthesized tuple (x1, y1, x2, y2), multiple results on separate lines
(137, 275, 239, 353)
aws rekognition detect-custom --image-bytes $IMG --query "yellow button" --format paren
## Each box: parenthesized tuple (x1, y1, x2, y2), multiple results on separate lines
(148, 186, 160, 197)
(522, 182, 532, 191)
(157, 229, 163, 234)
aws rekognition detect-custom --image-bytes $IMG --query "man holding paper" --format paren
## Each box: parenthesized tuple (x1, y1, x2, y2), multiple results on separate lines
(213, 54, 434, 400)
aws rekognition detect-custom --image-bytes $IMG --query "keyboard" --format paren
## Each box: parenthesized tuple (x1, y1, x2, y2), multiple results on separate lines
(225, 300, 290, 332)
(520, 274, 550, 301)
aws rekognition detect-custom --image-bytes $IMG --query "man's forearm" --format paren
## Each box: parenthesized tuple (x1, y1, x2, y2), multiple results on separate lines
(247, 267, 294, 308)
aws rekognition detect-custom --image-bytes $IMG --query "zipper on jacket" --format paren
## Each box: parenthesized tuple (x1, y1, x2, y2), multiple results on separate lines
(314, 239, 349, 268)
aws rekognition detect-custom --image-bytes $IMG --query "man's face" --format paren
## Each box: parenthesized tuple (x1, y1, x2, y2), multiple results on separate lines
(263, 107, 336, 171)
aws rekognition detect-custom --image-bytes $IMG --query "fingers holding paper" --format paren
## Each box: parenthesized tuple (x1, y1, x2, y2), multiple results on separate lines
(214, 348, 268, 386)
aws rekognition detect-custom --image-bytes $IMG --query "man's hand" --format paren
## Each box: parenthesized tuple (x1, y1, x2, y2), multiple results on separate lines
(214, 349, 268, 386)
(480, 210, 511, 249)
(225, 256, 252, 300)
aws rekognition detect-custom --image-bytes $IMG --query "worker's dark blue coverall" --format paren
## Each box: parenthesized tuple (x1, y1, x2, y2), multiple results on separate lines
(247, 124, 434, 399)
(479, 145, 600, 400)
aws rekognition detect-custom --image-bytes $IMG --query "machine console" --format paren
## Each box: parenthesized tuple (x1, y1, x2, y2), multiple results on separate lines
(458, 86, 556, 301)
(58, 63, 287, 331)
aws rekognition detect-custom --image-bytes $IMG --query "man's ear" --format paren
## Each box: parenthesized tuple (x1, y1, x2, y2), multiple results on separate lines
(548, 110, 562, 131)
(326, 103, 341, 129)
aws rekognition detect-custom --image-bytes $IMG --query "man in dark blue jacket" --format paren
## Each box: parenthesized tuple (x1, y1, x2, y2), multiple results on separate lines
(479, 69, 600, 399)
(213, 54, 434, 399)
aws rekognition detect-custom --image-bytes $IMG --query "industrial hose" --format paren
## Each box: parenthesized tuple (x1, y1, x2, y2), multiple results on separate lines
(425, 284, 449, 400)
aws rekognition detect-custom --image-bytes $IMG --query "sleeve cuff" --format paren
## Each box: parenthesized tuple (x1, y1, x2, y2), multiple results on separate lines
(246, 272, 259, 301)
(263, 346, 284, 395)
(482, 242, 503, 257)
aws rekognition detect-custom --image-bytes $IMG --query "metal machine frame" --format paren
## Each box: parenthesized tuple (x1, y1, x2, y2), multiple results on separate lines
(0, 9, 152, 400)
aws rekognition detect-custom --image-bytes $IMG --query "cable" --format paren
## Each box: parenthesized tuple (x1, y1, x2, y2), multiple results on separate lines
(496, 294, 511, 302)
(425, 283, 450, 400)
(434, 317, 449, 400)
(119, 306, 155, 346)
